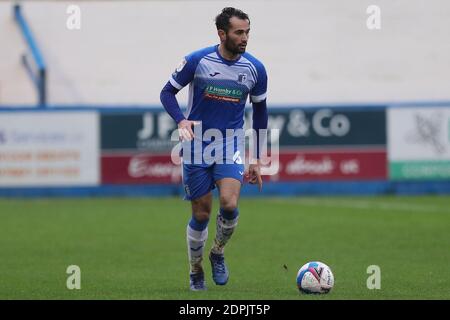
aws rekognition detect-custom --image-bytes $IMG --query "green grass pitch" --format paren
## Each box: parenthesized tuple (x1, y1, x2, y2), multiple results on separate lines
(0, 196, 449, 299)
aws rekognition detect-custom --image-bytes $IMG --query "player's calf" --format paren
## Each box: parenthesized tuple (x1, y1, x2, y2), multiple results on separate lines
(209, 208, 239, 285)
(211, 208, 239, 255)
(187, 215, 209, 274)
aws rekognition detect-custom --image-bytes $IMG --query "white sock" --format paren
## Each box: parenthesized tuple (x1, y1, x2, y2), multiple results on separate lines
(186, 219, 208, 273)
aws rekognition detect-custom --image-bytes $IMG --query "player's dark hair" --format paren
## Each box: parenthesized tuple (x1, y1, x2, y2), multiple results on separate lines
(215, 7, 250, 33)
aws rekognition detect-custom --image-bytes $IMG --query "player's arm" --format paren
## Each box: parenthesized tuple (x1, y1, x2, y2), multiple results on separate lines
(247, 99, 268, 191)
(160, 55, 198, 141)
(160, 82, 197, 140)
(247, 63, 268, 191)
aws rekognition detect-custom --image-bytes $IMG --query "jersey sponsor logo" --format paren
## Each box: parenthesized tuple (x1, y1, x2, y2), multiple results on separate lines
(204, 85, 243, 103)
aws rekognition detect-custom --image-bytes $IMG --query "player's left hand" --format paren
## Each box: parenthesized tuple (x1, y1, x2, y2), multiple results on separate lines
(246, 162, 263, 192)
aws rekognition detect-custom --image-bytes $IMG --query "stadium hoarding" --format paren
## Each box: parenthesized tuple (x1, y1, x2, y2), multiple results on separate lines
(264, 149, 387, 181)
(388, 107, 450, 180)
(0, 112, 99, 186)
(102, 153, 181, 184)
(100, 108, 388, 183)
(101, 149, 386, 184)
(250, 108, 386, 148)
(100, 107, 387, 152)
(101, 112, 178, 152)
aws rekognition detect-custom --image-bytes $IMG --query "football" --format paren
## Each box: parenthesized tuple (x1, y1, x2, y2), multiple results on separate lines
(296, 261, 334, 294)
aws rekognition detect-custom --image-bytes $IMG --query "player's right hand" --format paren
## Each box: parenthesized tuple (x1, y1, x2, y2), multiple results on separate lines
(178, 119, 200, 141)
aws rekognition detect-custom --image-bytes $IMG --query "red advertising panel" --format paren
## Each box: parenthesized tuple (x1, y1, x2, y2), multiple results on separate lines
(102, 150, 386, 184)
(266, 149, 387, 181)
(102, 154, 181, 184)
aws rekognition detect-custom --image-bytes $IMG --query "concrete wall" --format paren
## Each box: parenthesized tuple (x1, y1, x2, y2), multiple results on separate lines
(1, 0, 450, 105)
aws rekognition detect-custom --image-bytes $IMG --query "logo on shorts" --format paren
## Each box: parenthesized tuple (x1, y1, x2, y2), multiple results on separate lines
(184, 185, 191, 197)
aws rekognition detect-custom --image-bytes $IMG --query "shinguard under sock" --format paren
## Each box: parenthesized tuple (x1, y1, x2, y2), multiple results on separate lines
(186, 216, 209, 274)
(211, 208, 239, 255)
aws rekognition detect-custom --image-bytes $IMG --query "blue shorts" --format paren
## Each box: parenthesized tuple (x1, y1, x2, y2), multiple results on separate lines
(182, 162, 245, 201)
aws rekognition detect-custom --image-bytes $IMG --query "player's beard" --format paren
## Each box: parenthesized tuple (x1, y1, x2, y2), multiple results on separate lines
(224, 37, 246, 55)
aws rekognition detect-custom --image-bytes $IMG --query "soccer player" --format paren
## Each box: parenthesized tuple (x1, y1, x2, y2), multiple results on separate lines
(160, 7, 268, 291)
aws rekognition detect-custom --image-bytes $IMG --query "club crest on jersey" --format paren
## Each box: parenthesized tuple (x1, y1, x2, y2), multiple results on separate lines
(237, 73, 247, 84)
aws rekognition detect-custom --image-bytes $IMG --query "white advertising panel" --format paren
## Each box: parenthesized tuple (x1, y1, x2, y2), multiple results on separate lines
(0, 112, 99, 186)
(388, 107, 450, 180)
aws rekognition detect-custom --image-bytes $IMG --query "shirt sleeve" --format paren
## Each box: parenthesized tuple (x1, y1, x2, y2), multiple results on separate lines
(252, 99, 268, 159)
(250, 63, 268, 103)
(169, 54, 198, 90)
(160, 81, 185, 124)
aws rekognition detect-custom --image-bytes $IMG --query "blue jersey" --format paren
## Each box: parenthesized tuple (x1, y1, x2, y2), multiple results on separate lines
(169, 45, 267, 134)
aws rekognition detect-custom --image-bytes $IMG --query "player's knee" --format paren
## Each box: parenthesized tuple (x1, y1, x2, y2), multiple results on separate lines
(199, 201, 212, 216)
(220, 195, 238, 213)
(193, 210, 210, 222)
(192, 196, 212, 219)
